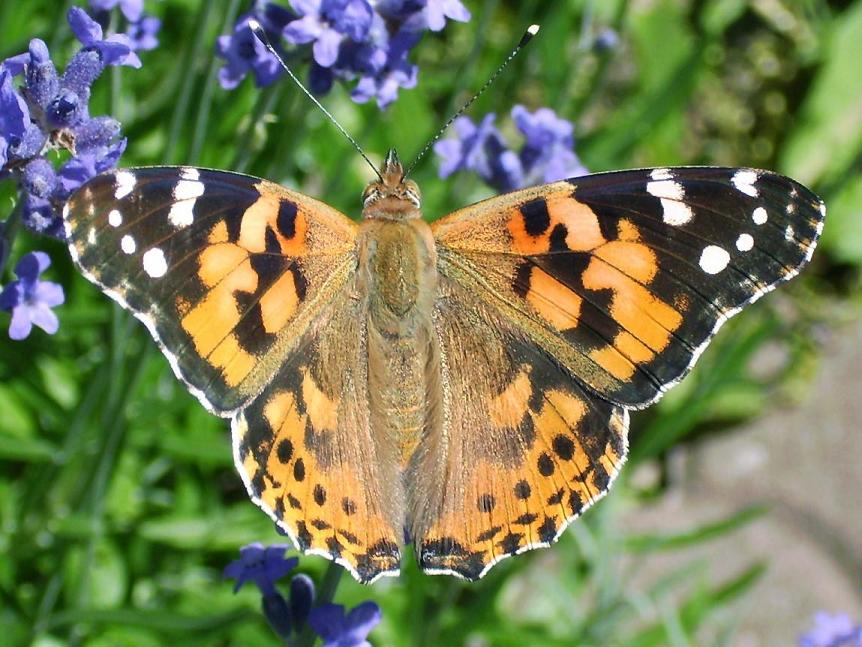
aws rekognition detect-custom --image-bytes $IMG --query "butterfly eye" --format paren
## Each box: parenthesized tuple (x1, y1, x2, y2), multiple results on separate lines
(363, 186, 380, 206)
(403, 180, 421, 207)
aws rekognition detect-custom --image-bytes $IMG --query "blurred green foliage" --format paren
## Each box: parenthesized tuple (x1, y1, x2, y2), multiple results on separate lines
(1, 0, 860, 645)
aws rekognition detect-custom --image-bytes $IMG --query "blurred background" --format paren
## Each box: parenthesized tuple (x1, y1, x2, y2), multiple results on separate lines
(0, 0, 860, 645)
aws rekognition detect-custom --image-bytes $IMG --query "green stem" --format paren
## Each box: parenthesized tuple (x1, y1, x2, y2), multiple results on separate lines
(0, 199, 23, 279)
(231, 84, 284, 173)
(165, 0, 218, 164)
(293, 562, 344, 647)
(189, 0, 243, 165)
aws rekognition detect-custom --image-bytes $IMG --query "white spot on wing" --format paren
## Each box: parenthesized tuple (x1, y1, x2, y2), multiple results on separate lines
(650, 168, 673, 181)
(699, 245, 731, 274)
(647, 179, 684, 200)
(168, 180, 205, 228)
(174, 179, 205, 201)
(114, 170, 136, 199)
(785, 225, 794, 241)
(180, 167, 200, 181)
(731, 169, 759, 197)
(121, 234, 136, 254)
(142, 247, 168, 277)
(108, 209, 122, 227)
(736, 233, 754, 252)
(752, 207, 768, 225)
(168, 202, 195, 228)
(87, 227, 96, 244)
(647, 178, 693, 225)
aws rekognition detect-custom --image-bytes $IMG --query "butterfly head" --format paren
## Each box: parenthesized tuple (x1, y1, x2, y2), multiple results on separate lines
(362, 148, 422, 220)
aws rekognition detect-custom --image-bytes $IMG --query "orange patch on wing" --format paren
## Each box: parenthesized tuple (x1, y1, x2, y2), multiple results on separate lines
(589, 345, 637, 381)
(594, 240, 658, 284)
(506, 193, 605, 255)
(548, 196, 605, 252)
(526, 268, 583, 330)
(488, 367, 532, 428)
(543, 390, 587, 429)
(208, 220, 229, 244)
(301, 370, 339, 431)
(583, 248, 683, 358)
(181, 254, 259, 386)
(208, 335, 257, 386)
(259, 271, 300, 334)
(197, 244, 250, 288)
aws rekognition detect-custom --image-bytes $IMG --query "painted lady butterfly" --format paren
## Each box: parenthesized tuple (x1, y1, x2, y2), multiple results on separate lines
(64, 150, 824, 583)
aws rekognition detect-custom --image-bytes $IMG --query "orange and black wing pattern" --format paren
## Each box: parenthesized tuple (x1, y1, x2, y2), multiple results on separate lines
(432, 167, 825, 409)
(65, 167, 357, 414)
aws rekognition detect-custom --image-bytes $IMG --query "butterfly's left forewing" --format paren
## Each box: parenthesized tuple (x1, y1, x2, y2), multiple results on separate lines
(65, 167, 357, 414)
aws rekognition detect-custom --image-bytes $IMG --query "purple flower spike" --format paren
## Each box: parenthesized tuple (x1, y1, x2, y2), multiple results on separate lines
(434, 114, 522, 192)
(512, 105, 588, 185)
(424, 0, 471, 32)
(351, 29, 418, 109)
(799, 612, 862, 647)
(23, 39, 60, 110)
(284, 0, 374, 68)
(216, 14, 286, 89)
(68, 7, 142, 69)
(223, 543, 298, 597)
(126, 15, 161, 51)
(89, 0, 144, 23)
(435, 107, 587, 192)
(0, 252, 65, 340)
(308, 601, 382, 647)
(0, 68, 30, 167)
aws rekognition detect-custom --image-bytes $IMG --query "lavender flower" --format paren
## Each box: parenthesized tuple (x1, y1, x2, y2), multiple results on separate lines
(215, 4, 295, 89)
(218, 0, 470, 109)
(284, 0, 374, 68)
(435, 105, 588, 192)
(0, 252, 64, 340)
(223, 542, 298, 597)
(89, 0, 143, 23)
(799, 612, 862, 647)
(0, 69, 30, 167)
(350, 28, 418, 109)
(126, 15, 161, 51)
(308, 601, 382, 647)
(434, 113, 522, 192)
(68, 7, 142, 69)
(1, 8, 138, 237)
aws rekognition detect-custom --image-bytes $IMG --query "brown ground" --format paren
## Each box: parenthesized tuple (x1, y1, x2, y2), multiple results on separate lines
(622, 315, 862, 645)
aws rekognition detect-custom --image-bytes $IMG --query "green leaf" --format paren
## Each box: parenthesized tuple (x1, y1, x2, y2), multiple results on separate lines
(779, 2, 862, 185)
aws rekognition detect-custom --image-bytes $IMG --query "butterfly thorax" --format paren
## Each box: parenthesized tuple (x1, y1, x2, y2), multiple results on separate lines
(355, 150, 439, 465)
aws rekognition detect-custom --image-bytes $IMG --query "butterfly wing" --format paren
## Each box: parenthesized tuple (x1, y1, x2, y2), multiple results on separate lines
(431, 167, 825, 408)
(408, 277, 628, 579)
(413, 167, 824, 579)
(233, 289, 404, 584)
(65, 167, 357, 414)
(66, 168, 404, 581)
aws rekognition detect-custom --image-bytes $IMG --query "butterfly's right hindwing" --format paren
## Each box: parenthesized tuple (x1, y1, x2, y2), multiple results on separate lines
(65, 167, 357, 414)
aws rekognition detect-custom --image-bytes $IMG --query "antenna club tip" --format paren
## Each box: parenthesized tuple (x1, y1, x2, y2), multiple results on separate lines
(519, 24, 540, 47)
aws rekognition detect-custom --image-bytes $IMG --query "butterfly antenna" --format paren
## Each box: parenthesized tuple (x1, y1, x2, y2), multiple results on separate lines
(248, 19, 383, 181)
(404, 24, 540, 178)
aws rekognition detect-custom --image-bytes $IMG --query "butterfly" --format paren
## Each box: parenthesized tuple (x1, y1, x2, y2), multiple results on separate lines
(64, 151, 825, 583)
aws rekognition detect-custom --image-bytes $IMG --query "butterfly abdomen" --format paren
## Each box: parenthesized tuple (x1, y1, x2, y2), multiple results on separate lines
(357, 218, 441, 467)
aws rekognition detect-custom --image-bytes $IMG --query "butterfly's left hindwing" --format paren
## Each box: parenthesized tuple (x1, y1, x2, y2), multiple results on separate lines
(65, 167, 357, 414)
(432, 167, 825, 408)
